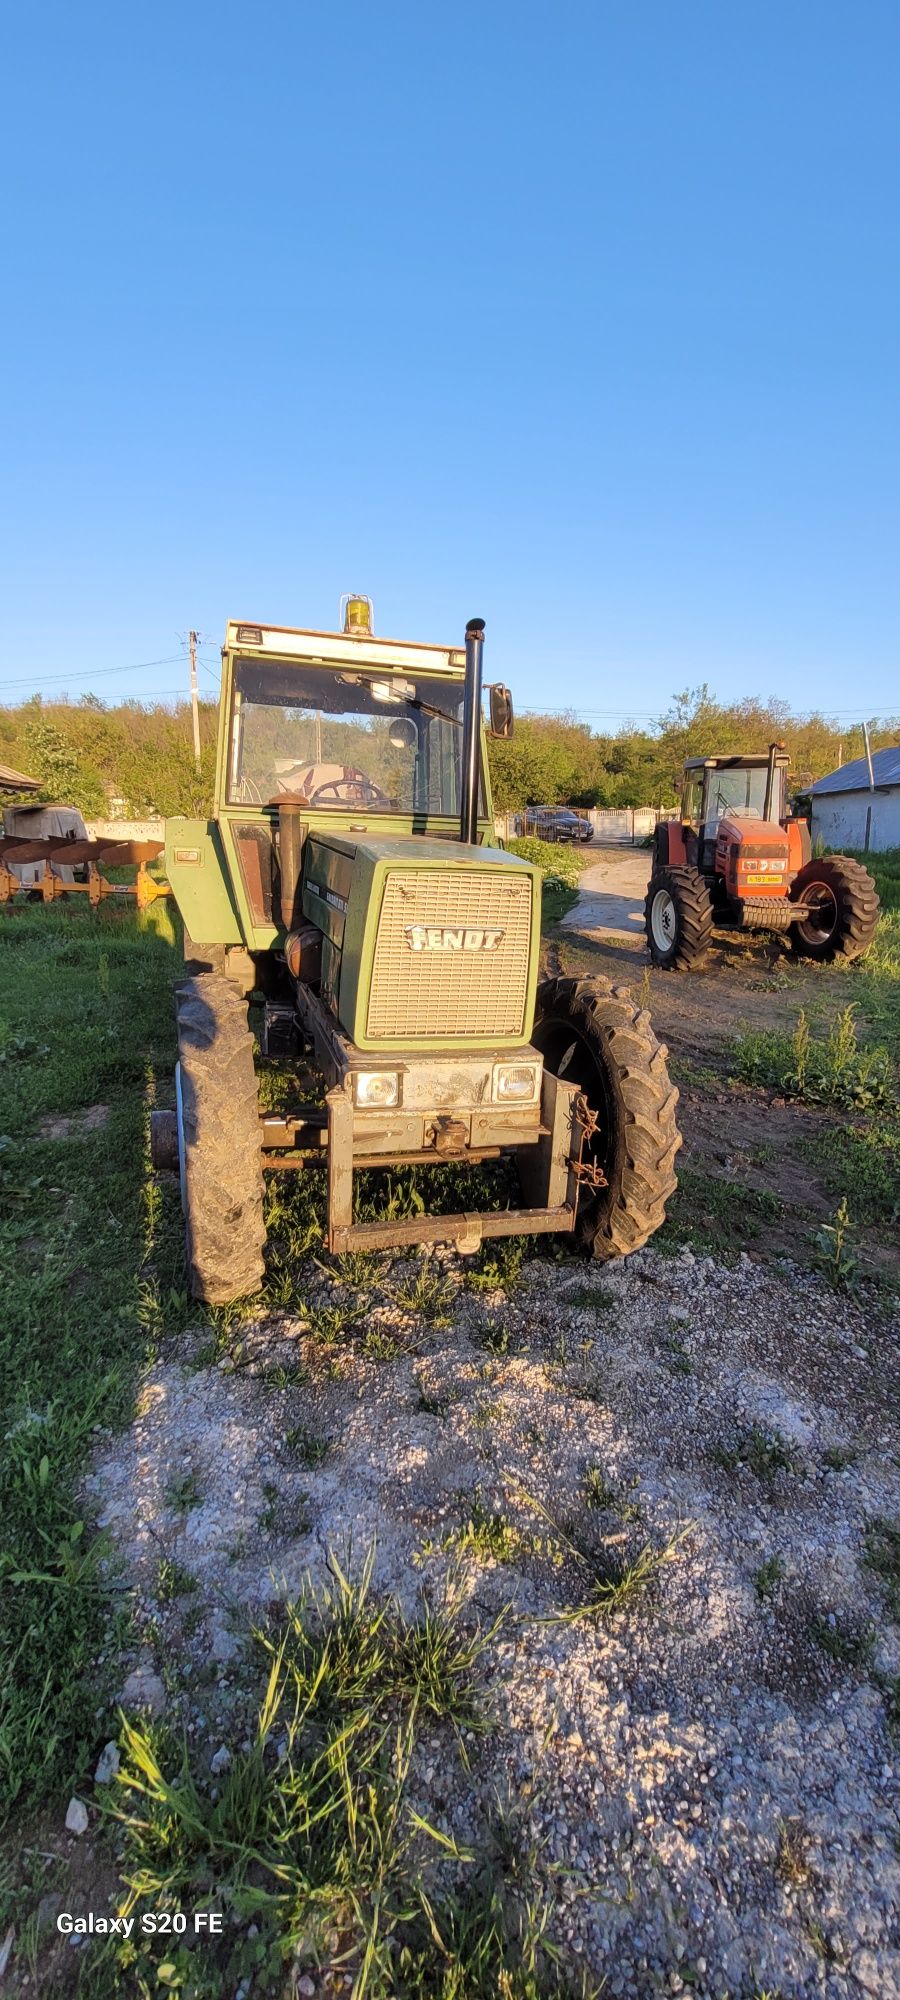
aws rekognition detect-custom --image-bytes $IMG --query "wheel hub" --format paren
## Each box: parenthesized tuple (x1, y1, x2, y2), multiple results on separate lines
(651, 888, 677, 950)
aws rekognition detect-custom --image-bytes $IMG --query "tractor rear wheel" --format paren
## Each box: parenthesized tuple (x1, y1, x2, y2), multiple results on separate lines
(531, 975, 681, 1260)
(790, 856, 880, 964)
(644, 865, 714, 970)
(175, 975, 267, 1303)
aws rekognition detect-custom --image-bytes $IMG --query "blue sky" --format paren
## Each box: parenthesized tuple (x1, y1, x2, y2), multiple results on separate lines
(1, 1, 898, 725)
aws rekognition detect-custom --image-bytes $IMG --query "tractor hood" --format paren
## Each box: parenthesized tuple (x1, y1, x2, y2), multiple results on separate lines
(301, 831, 541, 1050)
(717, 815, 789, 853)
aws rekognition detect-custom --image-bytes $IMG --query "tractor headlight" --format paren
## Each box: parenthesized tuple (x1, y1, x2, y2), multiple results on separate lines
(492, 1062, 541, 1103)
(353, 1071, 400, 1108)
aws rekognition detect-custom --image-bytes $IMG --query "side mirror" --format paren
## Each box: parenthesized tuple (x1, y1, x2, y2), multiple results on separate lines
(487, 683, 514, 739)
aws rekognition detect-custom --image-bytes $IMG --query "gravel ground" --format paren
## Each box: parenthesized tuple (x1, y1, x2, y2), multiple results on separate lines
(86, 1246, 900, 1999)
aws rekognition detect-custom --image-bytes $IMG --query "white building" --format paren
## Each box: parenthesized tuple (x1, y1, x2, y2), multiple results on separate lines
(810, 746, 900, 853)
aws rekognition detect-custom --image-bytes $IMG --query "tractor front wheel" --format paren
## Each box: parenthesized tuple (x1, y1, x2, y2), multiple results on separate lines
(790, 856, 880, 964)
(531, 975, 681, 1260)
(175, 975, 267, 1303)
(644, 865, 714, 970)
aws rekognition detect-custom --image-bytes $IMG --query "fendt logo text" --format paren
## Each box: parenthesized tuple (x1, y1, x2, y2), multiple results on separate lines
(404, 924, 506, 953)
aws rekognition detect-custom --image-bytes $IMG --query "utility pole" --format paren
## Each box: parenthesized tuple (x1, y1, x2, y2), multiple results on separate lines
(189, 630, 202, 776)
(862, 719, 876, 791)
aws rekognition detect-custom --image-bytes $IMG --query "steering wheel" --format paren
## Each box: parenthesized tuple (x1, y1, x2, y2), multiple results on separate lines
(307, 768, 391, 807)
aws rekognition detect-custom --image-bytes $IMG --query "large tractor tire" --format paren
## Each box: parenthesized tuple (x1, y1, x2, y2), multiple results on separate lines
(644, 865, 715, 970)
(175, 975, 267, 1304)
(789, 855, 881, 964)
(531, 976, 681, 1260)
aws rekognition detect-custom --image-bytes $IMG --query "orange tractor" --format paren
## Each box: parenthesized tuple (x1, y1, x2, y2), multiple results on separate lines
(644, 743, 880, 971)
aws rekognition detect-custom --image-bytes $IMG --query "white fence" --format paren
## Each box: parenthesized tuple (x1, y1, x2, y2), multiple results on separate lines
(500, 808, 675, 845)
(85, 818, 166, 843)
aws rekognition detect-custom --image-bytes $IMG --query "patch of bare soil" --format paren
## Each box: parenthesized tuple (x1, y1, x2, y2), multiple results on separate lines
(36, 1104, 110, 1141)
(67, 1247, 900, 1998)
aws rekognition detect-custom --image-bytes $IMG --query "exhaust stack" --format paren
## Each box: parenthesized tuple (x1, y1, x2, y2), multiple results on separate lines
(460, 617, 485, 845)
(763, 741, 782, 824)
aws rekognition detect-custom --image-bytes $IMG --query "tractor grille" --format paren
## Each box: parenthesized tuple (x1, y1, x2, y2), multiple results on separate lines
(367, 870, 532, 1040)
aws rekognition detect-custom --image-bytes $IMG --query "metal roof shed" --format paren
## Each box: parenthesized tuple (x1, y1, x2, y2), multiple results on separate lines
(810, 746, 900, 853)
(0, 764, 41, 795)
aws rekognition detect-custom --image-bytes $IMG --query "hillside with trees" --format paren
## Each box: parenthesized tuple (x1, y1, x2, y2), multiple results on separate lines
(1, 685, 897, 819)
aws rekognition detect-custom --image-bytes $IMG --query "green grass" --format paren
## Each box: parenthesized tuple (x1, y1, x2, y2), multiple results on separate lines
(731, 854, 900, 1277)
(732, 1004, 895, 1112)
(0, 901, 183, 1823)
(86, 1554, 563, 2000)
(657, 1166, 781, 1257)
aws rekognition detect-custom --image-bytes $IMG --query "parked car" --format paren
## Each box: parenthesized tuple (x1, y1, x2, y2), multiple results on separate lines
(524, 807, 594, 844)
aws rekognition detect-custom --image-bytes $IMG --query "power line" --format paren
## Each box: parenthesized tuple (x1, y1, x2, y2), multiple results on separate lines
(521, 702, 899, 724)
(0, 653, 189, 693)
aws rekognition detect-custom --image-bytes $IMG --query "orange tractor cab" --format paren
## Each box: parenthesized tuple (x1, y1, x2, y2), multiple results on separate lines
(644, 743, 880, 971)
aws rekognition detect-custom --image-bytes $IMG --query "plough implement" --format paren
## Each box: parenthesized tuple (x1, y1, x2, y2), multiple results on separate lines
(0, 836, 170, 911)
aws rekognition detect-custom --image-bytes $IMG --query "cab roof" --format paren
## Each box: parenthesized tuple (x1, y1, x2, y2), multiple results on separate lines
(684, 752, 790, 771)
(224, 621, 466, 677)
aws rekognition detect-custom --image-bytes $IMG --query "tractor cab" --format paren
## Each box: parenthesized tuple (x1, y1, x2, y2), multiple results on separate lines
(681, 748, 790, 872)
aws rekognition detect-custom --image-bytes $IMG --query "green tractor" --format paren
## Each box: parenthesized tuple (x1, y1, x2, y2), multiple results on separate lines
(152, 603, 681, 1302)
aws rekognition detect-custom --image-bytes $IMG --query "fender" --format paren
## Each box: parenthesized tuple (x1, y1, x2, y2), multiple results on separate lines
(786, 817, 811, 876)
(655, 820, 689, 867)
(164, 819, 244, 946)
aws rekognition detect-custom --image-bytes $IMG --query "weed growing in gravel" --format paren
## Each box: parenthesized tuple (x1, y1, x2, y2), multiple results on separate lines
(415, 1374, 459, 1418)
(809, 1612, 874, 1669)
(165, 1468, 202, 1513)
(302, 1298, 367, 1343)
(518, 1485, 683, 1625)
(480, 1320, 512, 1356)
(284, 1424, 331, 1467)
(548, 1534, 684, 1625)
(157, 1557, 199, 1603)
(102, 1552, 548, 1998)
(467, 1234, 528, 1296)
(876, 1672, 900, 1737)
(666, 1336, 693, 1375)
(361, 1324, 407, 1361)
(863, 1516, 900, 1619)
(561, 1283, 616, 1313)
(823, 1444, 857, 1471)
(582, 1463, 618, 1510)
(579, 1463, 643, 1523)
(396, 1780, 593, 2000)
(814, 1196, 858, 1292)
(775, 1816, 813, 1887)
(394, 1260, 456, 1326)
(441, 1492, 531, 1567)
(472, 1395, 503, 1431)
(712, 1426, 796, 1482)
(753, 1555, 786, 1603)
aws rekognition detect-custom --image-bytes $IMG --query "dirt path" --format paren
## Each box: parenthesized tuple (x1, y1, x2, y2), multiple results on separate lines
(561, 845, 652, 946)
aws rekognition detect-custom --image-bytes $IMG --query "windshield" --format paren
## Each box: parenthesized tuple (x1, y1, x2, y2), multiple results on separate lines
(705, 766, 779, 827)
(228, 659, 484, 816)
